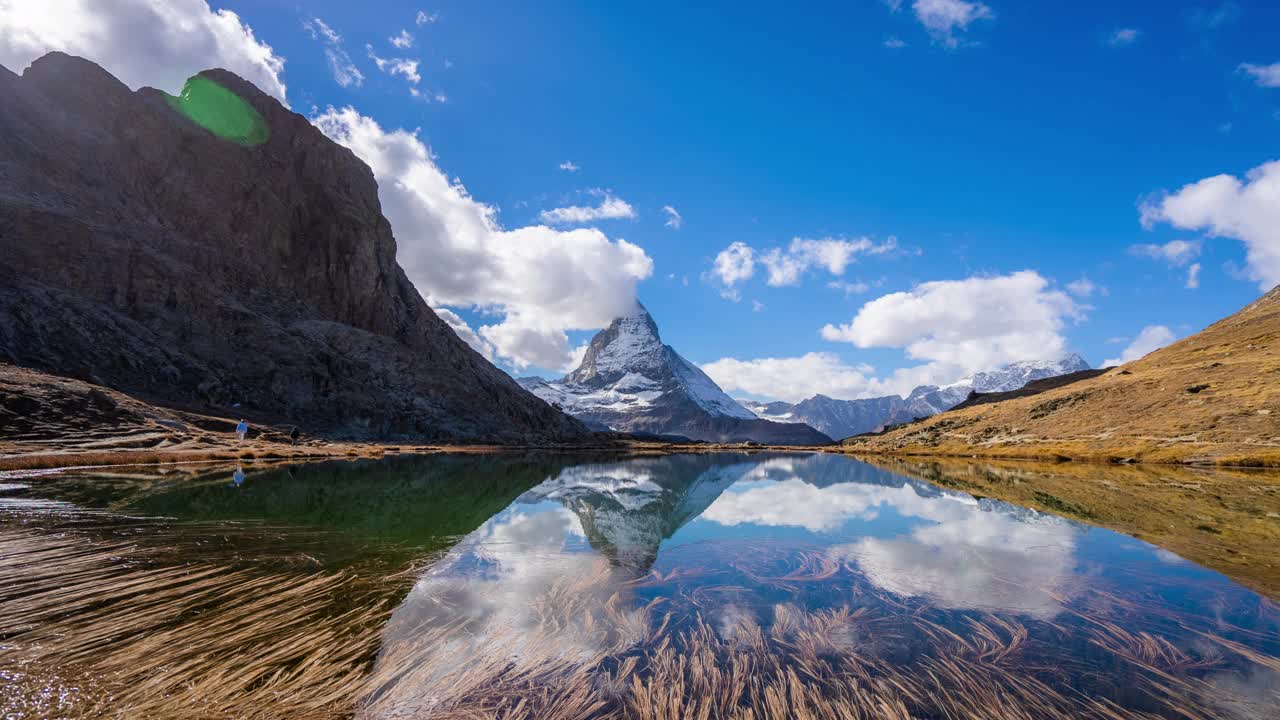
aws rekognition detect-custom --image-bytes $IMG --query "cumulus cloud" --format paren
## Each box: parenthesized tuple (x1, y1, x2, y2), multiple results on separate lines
(883, 36, 908, 49)
(707, 236, 897, 295)
(1103, 325, 1176, 367)
(822, 271, 1083, 376)
(1066, 277, 1097, 297)
(367, 45, 421, 85)
(1130, 239, 1201, 266)
(415, 9, 439, 25)
(1106, 28, 1141, 47)
(1186, 263, 1202, 289)
(435, 308, 495, 360)
(538, 194, 636, 225)
(304, 17, 363, 89)
(706, 241, 756, 300)
(312, 107, 653, 371)
(389, 29, 414, 49)
(706, 271, 1084, 401)
(558, 160, 580, 172)
(909, 0, 994, 48)
(1139, 160, 1280, 290)
(761, 237, 897, 286)
(1238, 62, 1280, 88)
(0, 0, 287, 102)
(662, 205, 683, 229)
(702, 352, 881, 403)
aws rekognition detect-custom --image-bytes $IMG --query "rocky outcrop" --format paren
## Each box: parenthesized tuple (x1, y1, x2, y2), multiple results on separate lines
(0, 53, 585, 442)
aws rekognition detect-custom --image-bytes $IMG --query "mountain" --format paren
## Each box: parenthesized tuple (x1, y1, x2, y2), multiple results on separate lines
(0, 53, 585, 443)
(844, 286, 1280, 465)
(744, 354, 1091, 440)
(519, 304, 831, 445)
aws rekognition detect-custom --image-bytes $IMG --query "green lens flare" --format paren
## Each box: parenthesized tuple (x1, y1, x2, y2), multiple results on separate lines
(165, 75, 269, 147)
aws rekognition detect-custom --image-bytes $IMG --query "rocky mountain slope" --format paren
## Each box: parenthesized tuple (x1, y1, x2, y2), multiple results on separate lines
(519, 305, 831, 445)
(843, 287, 1280, 465)
(746, 355, 1090, 440)
(0, 53, 585, 443)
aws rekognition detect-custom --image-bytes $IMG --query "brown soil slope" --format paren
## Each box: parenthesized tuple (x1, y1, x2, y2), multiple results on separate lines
(844, 286, 1280, 465)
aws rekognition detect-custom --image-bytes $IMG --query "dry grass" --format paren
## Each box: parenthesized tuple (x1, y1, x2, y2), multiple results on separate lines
(843, 286, 1280, 466)
(356, 553, 1280, 720)
(0, 523, 413, 720)
(3, 518, 1279, 719)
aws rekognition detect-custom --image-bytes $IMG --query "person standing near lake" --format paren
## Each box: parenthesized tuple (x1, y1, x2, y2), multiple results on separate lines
(236, 419, 248, 441)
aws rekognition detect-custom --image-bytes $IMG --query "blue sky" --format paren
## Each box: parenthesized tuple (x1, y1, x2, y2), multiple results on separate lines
(3, 0, 1278, 401)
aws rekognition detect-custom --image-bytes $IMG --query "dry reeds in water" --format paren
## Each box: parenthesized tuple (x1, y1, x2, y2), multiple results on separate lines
(0, 525, 407, 719)
(4, 522, 1279, 719)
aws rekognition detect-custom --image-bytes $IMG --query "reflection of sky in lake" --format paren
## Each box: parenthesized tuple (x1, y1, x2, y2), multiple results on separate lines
(370, 452, 1279, 717)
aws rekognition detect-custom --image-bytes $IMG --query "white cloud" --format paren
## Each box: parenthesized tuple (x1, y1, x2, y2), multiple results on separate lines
(1106, 28, 1141, 47)
(1066, 277, 1096, 297)
(1129, 239, 1201, 266)
(538, 194, 636, 225)
(435, 308, 495, 360)
(558, 160, 580, 172)
(367, 45, 421, 85)
(1140, 160, 1280, 290)
(707, 241, 755, 300)
(821, 271, 1083, 378)
(312, 108, 653, 371)
(1102, 325, 1175, 367)
(883, 36, 908, 48)
(761, 237, 897, 286)
(415, 10, 439, 26)
(702, 352, 881, 403)
(0, 0, 287, 102)
(751, 300, 764, 312)
(707, 272, 1085, 402)
(909, 0, 994, 48)
(828, 280, 871, 295)
(1238, 62, 1280, 88)
(662, 205, 683, 229)
(1186, 263, 1202, 289)
(305, 17, 363, 89)
(389, 29, 414, 49)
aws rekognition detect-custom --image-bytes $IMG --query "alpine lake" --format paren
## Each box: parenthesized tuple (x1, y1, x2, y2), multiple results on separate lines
(2, 452, 1278, 719)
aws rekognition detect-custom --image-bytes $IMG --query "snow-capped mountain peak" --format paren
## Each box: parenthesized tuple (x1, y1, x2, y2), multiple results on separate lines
(520, 303, 829, 444)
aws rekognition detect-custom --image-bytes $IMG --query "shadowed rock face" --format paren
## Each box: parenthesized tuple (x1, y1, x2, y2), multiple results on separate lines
(0, 53, 585, 442)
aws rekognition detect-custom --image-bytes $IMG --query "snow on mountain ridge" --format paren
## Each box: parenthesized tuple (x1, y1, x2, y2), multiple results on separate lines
(744, 354, 1091, 440)
(520, 304, 830, 444)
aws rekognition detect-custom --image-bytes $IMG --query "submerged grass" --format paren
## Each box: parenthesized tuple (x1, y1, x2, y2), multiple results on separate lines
(3, 513, 1278, 718)
(0, 524, 413, 719)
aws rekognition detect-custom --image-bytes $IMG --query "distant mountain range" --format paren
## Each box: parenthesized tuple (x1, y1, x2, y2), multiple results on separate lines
(518, 305, 831, 445)
(742, 355, 1091, 440)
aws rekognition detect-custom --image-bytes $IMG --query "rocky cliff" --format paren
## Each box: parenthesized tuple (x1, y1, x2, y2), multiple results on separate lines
(0, 53, 586, 442)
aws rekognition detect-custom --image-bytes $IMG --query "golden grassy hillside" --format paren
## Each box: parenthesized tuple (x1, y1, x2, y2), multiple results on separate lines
(843, 286, 1280, 466)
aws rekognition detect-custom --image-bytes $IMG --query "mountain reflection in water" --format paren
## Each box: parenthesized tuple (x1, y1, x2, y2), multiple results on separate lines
(367, 453, 1279, 719)
(1, 453, 1277, 719)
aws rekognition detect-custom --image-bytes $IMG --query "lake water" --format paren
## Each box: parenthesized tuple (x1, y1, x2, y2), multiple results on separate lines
(1, 452, 1277, 719)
